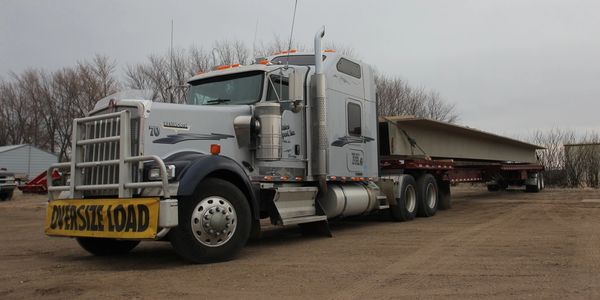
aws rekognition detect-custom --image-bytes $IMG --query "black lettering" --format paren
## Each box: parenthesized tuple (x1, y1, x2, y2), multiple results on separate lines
(50, 206, 59, 229)
(77, 206, 86, 230)
(57, 205, 65, 230)
(137, 205, 149, 232)
(89, 205, 98, 231)
(125, 205, 137, 232)
(114, 205, 126, 232)
(85, 206, 92, 230)
(96, 205, 104, 231)
(107, 205, 114, 231)
(63, 205, 70, 230)
(69, 205, 78, 230)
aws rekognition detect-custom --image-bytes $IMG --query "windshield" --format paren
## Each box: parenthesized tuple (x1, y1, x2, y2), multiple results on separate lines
(186, 71, 264, 105)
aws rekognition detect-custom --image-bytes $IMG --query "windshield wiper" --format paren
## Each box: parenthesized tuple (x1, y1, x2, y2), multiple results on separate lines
(205, 98, 231, 105)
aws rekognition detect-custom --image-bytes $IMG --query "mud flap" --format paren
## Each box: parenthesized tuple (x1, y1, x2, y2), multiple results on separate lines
(298, 220, 332, 237)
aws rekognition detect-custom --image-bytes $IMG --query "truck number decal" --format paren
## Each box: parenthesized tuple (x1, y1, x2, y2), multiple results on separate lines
(149, 126, 160, 137)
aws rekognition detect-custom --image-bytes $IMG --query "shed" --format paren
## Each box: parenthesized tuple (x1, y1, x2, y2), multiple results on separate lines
(0, 144, 58, 179)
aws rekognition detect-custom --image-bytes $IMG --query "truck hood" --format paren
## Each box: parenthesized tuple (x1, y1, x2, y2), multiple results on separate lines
(143, 102, 252, 161)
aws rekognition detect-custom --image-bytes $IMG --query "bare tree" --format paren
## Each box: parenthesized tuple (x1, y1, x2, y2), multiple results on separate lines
(376, 74, 458, 123)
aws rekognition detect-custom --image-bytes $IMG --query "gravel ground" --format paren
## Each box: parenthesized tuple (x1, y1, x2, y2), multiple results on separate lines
(1, 187, 599, 299)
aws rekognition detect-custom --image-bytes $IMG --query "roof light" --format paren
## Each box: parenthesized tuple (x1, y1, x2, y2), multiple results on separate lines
(323, 49, 336, 53)
(214, 65, 231, 71)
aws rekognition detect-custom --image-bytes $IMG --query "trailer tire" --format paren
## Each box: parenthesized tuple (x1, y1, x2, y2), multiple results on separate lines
(389, 175, 417, 221)
(487, 184, 499, 192)
(417, 174, 438, 217)
(170, 177, 251, 263)
(76, 238, 140, 256)
(438, 181, 451, 210)
(525, 174, 541, 193)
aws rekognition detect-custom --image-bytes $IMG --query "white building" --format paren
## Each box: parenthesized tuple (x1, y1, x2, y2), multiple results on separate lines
(0, 144, 58, 179)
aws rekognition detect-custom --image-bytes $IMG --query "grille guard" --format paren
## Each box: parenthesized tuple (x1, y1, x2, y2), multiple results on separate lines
(47, 110, 171, 200)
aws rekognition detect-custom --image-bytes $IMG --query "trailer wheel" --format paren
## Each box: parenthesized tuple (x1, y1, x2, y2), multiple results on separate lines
(487, 184, 499, 192)
(76, 238, 140, 256)
(438, 181, 451, 210)
(525, 173, 541, 193)
(170, 177, 251, 263)
(390, 175, 417, 221)
(417, 174, 438, 217)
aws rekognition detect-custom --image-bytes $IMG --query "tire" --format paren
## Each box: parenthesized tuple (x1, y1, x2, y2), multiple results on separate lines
(438, 181, 451, 210)
(487, 184, 499, 192)
(525, 174, 541, 193)
(170, 177, 251, 263)
(0, 190, 12, 201)
(76, 237, 140, 256)
(390, 175, 417, 221)
(416, 174, 438, 217)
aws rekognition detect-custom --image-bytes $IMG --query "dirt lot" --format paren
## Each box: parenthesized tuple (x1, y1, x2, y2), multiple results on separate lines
(1, 187, 599, 299)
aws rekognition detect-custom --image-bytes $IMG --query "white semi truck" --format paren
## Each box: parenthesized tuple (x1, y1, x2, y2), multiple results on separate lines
(45, 28, 544, 263)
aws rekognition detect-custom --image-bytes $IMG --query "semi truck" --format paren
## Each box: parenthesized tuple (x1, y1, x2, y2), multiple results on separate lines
(45, 28, 544, 263)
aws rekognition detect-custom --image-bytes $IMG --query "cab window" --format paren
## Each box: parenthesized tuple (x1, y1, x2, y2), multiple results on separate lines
(266, 75, 289, 101)
(348, 102, 362, 136)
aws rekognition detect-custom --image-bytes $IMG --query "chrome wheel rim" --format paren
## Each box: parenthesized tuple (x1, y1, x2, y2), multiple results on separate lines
(405, 185, 416, 213)
(426, 183, 437, 208)
(191, 196, 237, 247)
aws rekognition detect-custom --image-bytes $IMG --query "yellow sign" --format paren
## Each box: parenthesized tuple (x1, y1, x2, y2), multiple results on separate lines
(45, 198, 160, 239)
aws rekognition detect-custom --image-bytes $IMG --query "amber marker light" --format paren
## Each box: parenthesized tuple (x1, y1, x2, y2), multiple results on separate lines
(210, 144, 221, 155)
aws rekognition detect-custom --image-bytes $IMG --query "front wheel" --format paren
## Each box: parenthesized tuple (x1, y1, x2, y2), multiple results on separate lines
(170, 177, 251, 263)
(76, 237, 140, 256)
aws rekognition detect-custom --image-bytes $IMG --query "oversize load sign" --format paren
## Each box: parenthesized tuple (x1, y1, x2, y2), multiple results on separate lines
(45, 198, 159, 239)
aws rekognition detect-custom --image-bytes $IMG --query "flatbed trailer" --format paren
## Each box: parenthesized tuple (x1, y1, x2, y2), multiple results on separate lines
(378, 116, 545, 195)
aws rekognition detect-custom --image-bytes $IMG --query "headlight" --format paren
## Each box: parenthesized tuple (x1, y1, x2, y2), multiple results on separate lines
(148, 165, 176, 181)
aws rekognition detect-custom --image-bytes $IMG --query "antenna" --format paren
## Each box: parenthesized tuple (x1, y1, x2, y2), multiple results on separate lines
(252, 17, 259, 59)
(285, 0, 298, 68)
(170, 19, 175, 103)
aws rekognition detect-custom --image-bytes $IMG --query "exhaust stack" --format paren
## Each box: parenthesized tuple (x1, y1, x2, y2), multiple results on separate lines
(314, 27, 328, 189)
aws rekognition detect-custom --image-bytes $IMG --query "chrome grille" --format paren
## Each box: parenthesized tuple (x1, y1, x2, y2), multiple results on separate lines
(81, 108, 140, 197)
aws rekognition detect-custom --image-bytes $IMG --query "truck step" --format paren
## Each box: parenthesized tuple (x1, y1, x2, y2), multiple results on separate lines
(377, 195, 390, 209)
(282, 215, 327, 226)
(272, 186, 319, 220)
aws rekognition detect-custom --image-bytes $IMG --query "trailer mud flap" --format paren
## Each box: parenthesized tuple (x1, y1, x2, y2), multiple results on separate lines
(45, 198, 160, 239)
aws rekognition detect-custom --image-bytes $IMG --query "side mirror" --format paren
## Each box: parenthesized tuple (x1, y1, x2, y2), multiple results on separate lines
(288, 70, 305, 113)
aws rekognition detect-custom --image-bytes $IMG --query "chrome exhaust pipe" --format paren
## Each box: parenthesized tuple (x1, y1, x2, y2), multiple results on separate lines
(314, 27, 328, 191)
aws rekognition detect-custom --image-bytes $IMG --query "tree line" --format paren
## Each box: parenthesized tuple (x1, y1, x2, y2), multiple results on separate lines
(529, 129, 600, 188)
(1, 39, 458, 163)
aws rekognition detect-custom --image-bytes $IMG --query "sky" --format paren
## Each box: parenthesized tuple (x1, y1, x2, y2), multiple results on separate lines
(1, 0, 599, 137)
